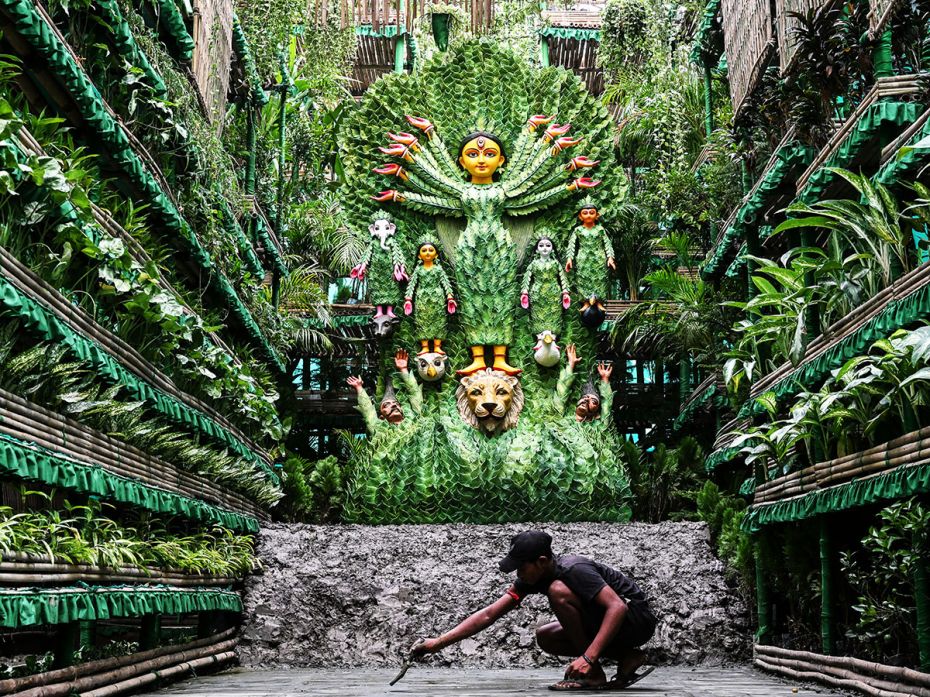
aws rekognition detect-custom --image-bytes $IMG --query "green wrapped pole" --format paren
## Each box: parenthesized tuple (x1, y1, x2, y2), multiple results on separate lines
(745, 223, 759, 301)
(754, 537, 771, 643)
(275, 54, 288, 234)
(54, 621, 81, 668)
(800, 229, 818, 347)
(913, 531, 930, 671)
(875, 30, 893, 78)
(394, 34, 406, 73)
(245, 107, 257, 197)
(703, 61, 715, 138)
(820, 518, 836, 655)
(431, 13, 450, 51)
(140, 614, 161, 651)
(540, 35, 550, 67)
(679, 358, 690, 405)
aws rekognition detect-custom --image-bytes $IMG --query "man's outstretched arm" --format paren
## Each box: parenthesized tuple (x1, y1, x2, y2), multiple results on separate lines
(414, 593, 519, 654)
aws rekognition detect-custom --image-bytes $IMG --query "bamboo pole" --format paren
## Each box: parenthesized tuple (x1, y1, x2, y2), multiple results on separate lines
(759, 654, 930, 697)
(12, 639, 238, 697)
(755, 644, 930, 688)
(756, 657, 924, 697)
(78, 651, 237, 697)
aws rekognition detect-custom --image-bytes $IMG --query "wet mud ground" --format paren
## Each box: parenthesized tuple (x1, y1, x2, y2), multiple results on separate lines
(139, 667, 844, 697)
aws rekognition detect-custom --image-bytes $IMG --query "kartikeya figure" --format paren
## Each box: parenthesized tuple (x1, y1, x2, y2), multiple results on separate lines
(565, 199, 615, 329)
(373, 115, 600, 376)
(404, 238, 456, 356)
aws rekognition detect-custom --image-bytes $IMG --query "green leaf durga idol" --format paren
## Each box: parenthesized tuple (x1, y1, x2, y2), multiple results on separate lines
(373, 117, 600, 376)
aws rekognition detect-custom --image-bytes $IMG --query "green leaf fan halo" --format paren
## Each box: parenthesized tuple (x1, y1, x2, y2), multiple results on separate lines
(338, 39, 624, 264)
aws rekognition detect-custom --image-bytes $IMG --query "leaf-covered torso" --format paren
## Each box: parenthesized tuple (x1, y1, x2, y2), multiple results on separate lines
(456, 184, 515, 345)
(410, 263, 451, 340)
(569, 223, 612, 300)
(524, 256, 567, 336)
(366, 239, 402, 305)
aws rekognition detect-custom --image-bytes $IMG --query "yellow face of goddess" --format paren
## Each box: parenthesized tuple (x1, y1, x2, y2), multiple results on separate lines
(459, 136, 505, 184)
(419, 243, 437, 263)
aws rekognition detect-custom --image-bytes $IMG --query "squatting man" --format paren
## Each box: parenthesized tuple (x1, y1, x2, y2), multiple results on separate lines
(413, 530, 657, 691)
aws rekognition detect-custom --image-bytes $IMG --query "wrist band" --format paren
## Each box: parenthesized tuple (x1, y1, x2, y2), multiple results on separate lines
(582, 653, 597, 666)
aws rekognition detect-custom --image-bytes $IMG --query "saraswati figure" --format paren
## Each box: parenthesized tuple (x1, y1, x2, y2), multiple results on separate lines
(373, 115, 600, 376)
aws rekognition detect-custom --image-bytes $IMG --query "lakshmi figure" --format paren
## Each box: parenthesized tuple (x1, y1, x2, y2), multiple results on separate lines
(373, 115, 600, 376)
(565, 199, 615, 328)
(404, 238, 456, 356)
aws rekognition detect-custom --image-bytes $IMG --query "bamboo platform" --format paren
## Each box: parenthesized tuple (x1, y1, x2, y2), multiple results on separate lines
(132, 665, 843, 697)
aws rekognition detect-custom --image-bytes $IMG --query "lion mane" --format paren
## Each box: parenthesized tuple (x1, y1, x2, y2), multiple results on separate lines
(455, 369, 525, 434)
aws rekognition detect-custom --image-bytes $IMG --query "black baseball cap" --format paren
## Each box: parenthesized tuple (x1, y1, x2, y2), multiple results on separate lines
(498, 530, 553, 573)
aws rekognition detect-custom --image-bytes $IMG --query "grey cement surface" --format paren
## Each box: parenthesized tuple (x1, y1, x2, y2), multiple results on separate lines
(138, 667, 847, 696)
(240, 523, 750, 668)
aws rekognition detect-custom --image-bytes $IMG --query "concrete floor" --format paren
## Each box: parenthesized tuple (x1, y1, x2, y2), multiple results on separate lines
(139, 666, 845, 697)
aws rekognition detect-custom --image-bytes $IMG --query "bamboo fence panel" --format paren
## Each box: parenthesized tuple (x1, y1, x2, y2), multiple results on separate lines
(0, 628, 236, 695)
(721, 0, 773, 115)
(755, 644, 930, 697)
(546, 36, 604, 96)
(350, 33, 396, 96)
(191, 0, 234, 130)
(0, 223, 273, 468)
(775, 0, 832, 74)
(750, 258, 930, 399)
(0, 387, 269, 521)
(753, 427, 930, 505)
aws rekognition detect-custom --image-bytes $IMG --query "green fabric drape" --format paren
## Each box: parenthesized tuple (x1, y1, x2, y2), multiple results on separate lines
(689, 0, 722, 64)
(218, 197, 265, 278)
(743, 462, 930, 532)
(1, 0, 285, 374)
(740, 271, 930, 417)
(148, 0, 195, 61)
(673, 383, 716, 431)
(96, 0, 167, 96)
(0, 274, 279, 486)
(725, 244, 747, 278)
(875, 116, 930, 187)
(0, 585, 240, 629)
(253, 214, 289, 277)
(231, 14, 269, 106)
(703, 142, 814, 276)
(0, 433, 259, 532)
(705, 445, 742, 472)
(538, 26, 601, 42)
(798, 100, 924, 204)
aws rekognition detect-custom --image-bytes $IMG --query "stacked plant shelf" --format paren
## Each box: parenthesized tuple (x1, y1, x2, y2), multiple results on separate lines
(0, 0, 289, 692)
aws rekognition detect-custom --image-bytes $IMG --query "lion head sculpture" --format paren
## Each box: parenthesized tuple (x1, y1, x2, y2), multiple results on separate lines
(456, 369, 525, 435)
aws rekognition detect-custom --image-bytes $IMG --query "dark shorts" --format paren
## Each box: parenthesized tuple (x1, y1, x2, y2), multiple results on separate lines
(581, 598, 657, 649)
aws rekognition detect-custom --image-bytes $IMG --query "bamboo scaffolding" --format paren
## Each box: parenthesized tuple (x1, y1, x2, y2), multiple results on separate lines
(751, 260, 930, 399)
(0, 628, 235, 694)
(0, 388, 268, 521)
(0, 233, 273, 470)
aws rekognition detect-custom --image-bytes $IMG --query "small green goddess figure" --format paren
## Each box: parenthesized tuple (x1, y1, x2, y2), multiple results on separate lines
(521, 235, 570, 367)
(373, 115, 600, 376)
(404, 237, 456, 357)
(565, 198, 615, 328)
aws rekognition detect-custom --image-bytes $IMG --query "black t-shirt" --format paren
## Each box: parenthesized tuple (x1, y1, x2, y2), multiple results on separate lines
(508, 554, 648, 606)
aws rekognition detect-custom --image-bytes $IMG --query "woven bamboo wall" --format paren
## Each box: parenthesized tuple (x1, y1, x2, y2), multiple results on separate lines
(721, 0, 773, 114)
(775, 0, 830, 73)
(191, 0, 233, 129)
(311, 0, 493, 33)
(547, 37, 604, 95)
